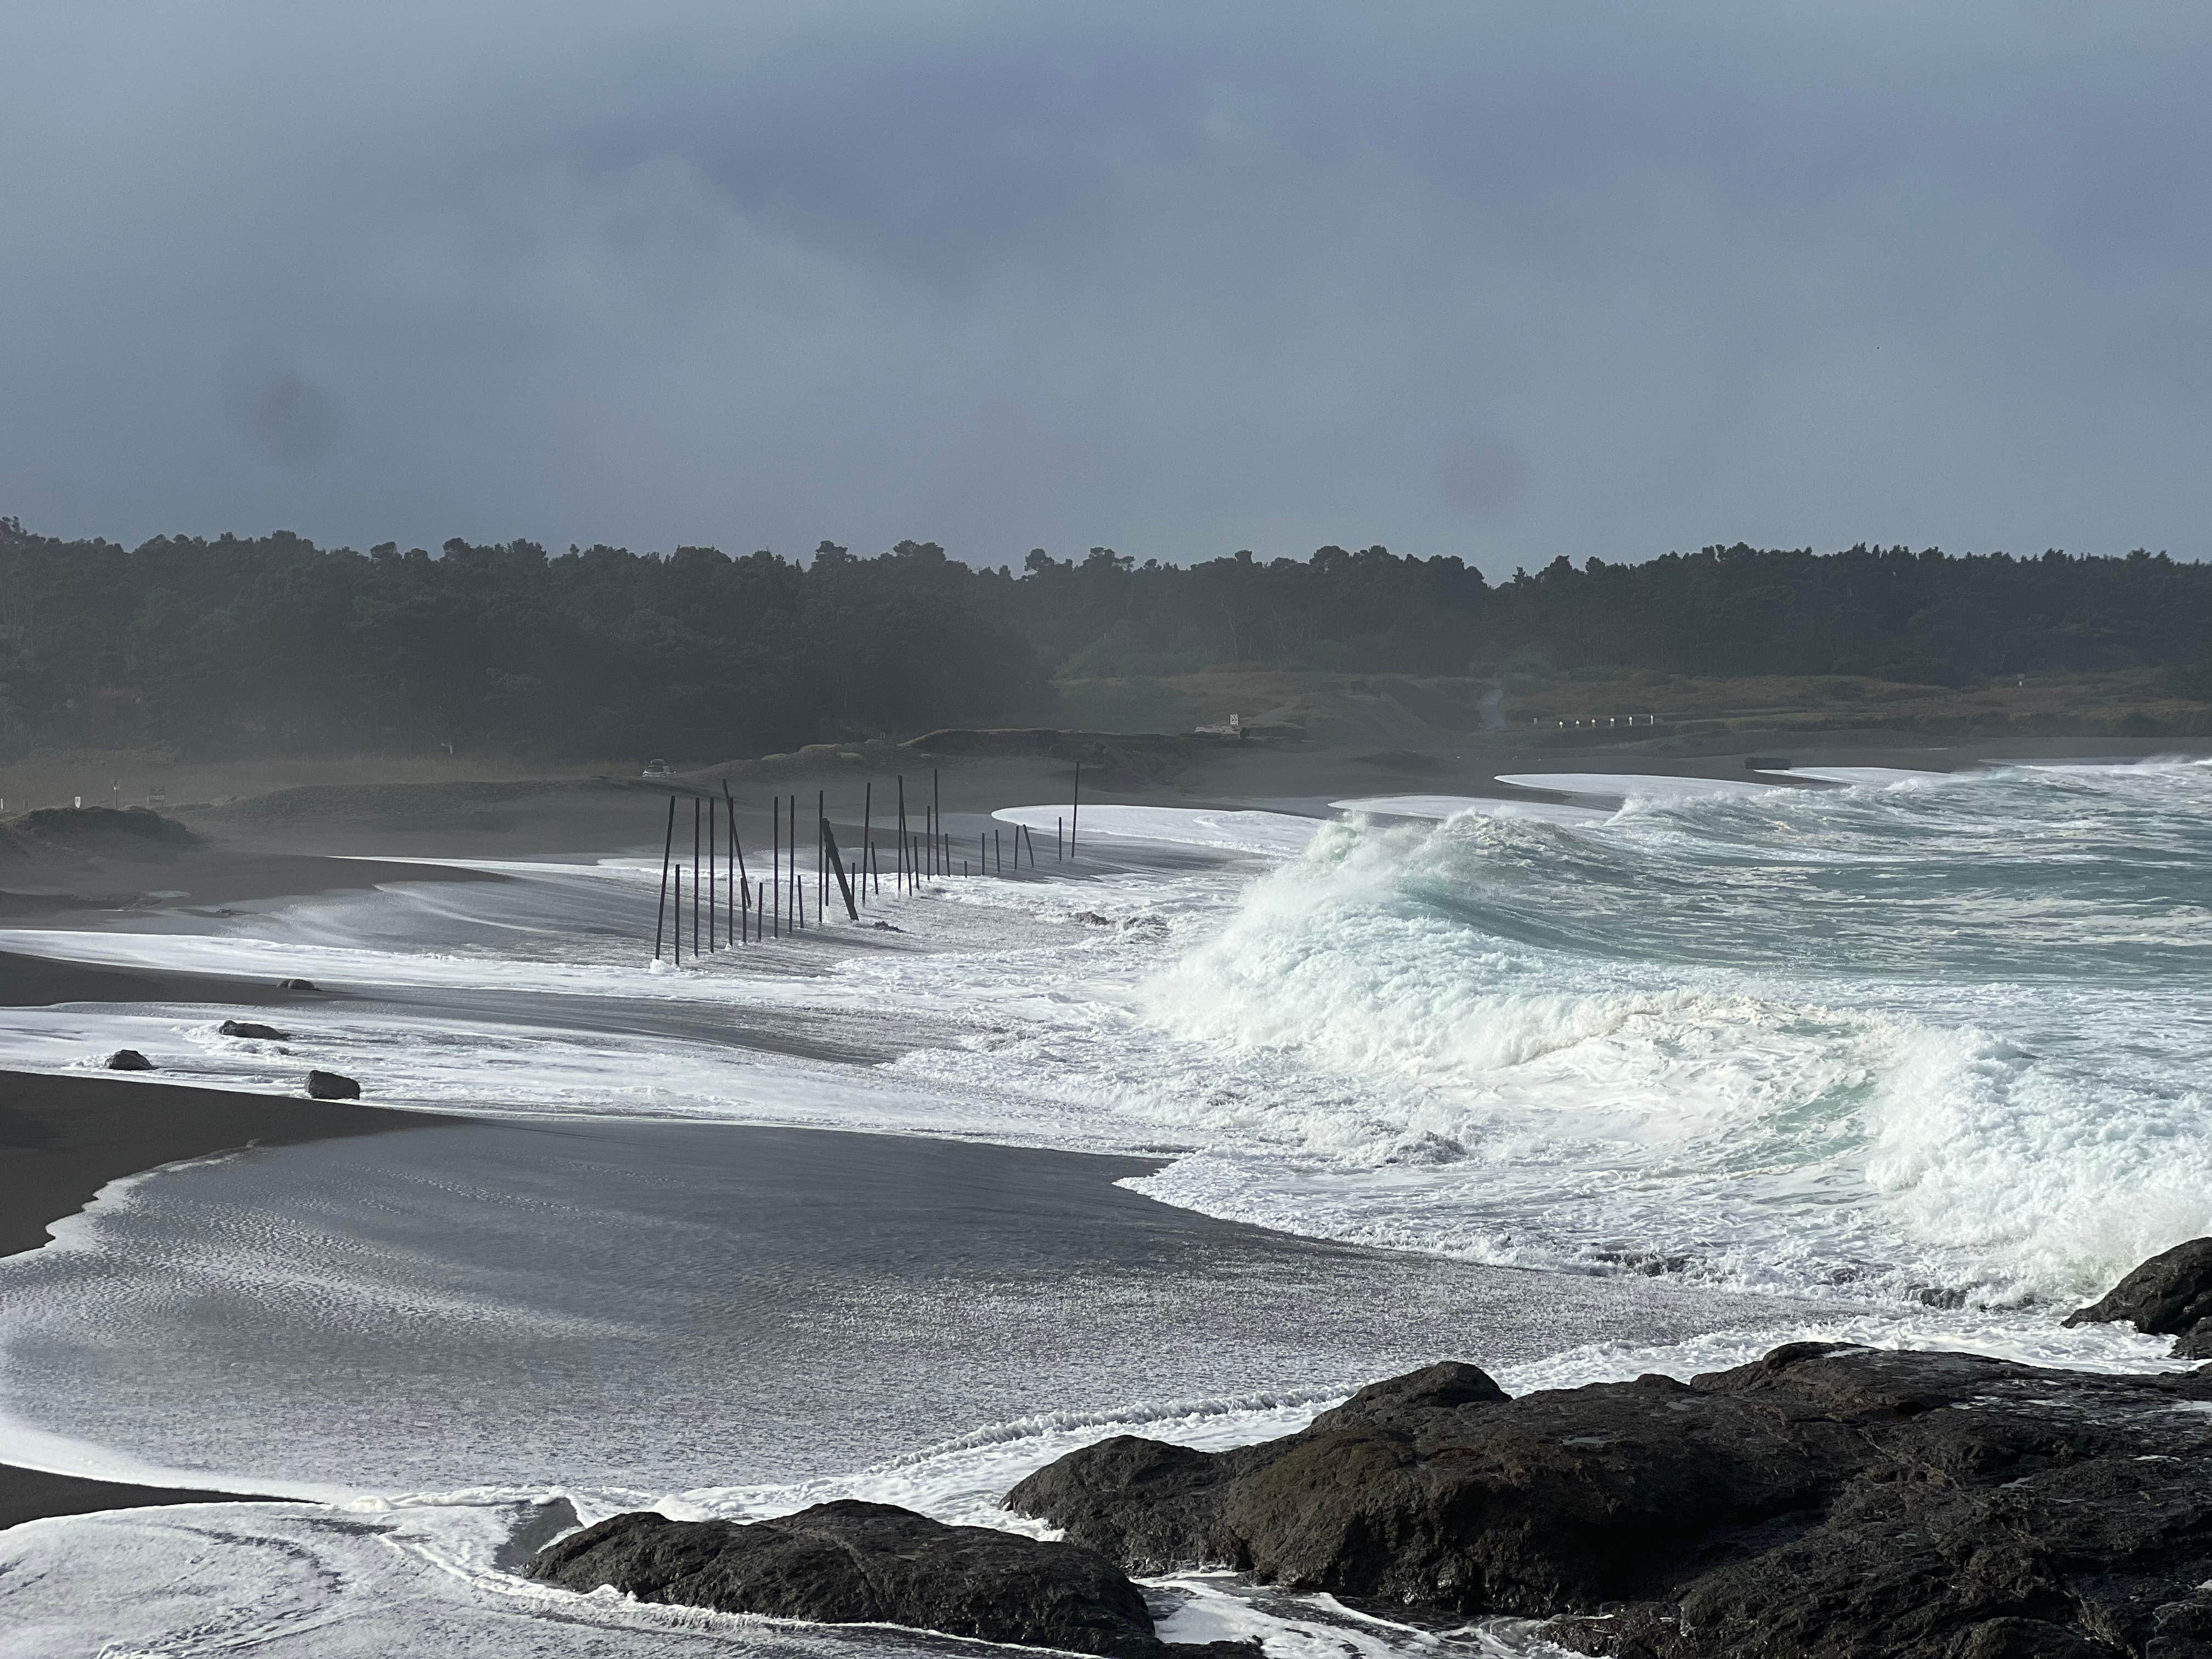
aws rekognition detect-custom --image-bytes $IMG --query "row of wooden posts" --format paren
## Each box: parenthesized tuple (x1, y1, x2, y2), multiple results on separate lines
(653, 765, 1083, 963)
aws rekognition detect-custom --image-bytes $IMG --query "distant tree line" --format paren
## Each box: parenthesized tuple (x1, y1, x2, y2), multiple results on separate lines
(1, 517, 2207, 759)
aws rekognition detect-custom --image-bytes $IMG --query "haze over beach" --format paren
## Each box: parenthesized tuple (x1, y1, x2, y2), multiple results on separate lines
(5, 7, 2212, 1658)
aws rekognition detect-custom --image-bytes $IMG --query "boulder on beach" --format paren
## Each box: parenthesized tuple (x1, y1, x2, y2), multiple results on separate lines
(304, 1069, 360, 1101)
(525, 1499, 1245, 1658)
(278, 978, 318, 991)
(2066, 1236, 2212, 1358)
(1006, 1342, 2212, 1658)
(103, 1048, 154, 1071)
(218, 1020, 291, 1041)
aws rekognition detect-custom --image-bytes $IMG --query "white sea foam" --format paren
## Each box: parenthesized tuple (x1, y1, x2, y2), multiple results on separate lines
(1758, 765, 1953, 786)
(992, 803, 1322, 856)
(1491, 771, 1782, 803)
(1328, 794, 1612, 826)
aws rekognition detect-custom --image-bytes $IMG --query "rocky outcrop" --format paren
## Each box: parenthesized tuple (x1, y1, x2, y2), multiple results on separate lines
(217, 1020, 290, 1041)
(526, 1499, 1248, 1658)
(2067, 1238, 2212, 1359)
(104, 1049, 154, 1070)
(1006, 1345, 2212, 1658)
(304, 1069, 360, 1100)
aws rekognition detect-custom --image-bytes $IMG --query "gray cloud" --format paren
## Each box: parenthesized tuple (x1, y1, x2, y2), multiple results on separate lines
(2, 2, 2208, 571)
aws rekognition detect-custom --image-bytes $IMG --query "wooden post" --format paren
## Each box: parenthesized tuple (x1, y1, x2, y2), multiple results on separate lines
(1057, 816, 1063, 859)
(863, 781, 874, 901)
(653, 795, 675, 960)
(817, 789, 826, 924)
(1071, 761, 1080, 855)
(772, 794, 781, 938)
(692, 798, 702, 957)
(933, 769, 941, 878)
(707, 794, 717, 952)
(789, 794, 800, 928)
(725, 782, 748, 945)
(896, 776, 908, 893)
(673, 865, 682, 965)
(821, 817, 859, 920)
(995, 827, 1002, 875)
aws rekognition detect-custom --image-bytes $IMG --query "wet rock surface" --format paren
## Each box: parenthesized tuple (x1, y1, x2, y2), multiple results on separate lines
(304, 1069, 360, 1099)
(526, 1498, 1252, 1658)
(1007, 1345, 2212, 1658)
(103, 1049, 154, 1070)
(2067, 1237, 2212, 1360)
(217, 1019, 291, 1041)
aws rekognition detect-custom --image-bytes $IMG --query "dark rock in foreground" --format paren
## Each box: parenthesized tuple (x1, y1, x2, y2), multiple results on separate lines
(104, 1049, 154, 1070)
(278, 978, 318, 991)
(217, 1019, 290, 1041)
(2068, 1237, 2212, 1359)
(304, 1069, 360, 1100)
(526, 1499, 1244, 1658)
(1007, 1346, 2212, 1658)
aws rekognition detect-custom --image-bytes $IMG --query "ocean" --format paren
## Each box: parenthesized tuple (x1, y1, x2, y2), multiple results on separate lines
(2, 760, 2205, 1655)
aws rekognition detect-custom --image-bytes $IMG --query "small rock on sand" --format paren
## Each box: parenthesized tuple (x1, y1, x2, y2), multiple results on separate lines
(218, 1020, 291, 1041)
(304, 1069, 360, 1100)
(278, 978, 318, 991)
(104, 1049, 155, 1071)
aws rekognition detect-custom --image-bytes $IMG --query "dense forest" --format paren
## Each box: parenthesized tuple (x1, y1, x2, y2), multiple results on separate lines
(2, 516, 2208, 759)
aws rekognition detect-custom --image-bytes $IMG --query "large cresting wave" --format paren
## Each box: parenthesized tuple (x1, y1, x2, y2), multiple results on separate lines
(1127, 763, 2212, 1309)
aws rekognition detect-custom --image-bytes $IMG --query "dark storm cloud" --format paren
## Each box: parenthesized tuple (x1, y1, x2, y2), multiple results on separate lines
(2, 2, 2208, 571)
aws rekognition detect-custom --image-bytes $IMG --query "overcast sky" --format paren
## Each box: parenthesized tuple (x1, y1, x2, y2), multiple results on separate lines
(5, 3, 2208, 574)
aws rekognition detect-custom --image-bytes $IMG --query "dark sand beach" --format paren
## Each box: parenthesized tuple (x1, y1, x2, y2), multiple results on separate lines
(0, 1069, 452, 1526)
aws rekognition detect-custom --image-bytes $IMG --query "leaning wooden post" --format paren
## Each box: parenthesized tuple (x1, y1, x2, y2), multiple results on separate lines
(725, 782, 749, 945)
(653, 794, 675, 960)
(821, 816, 860, 921)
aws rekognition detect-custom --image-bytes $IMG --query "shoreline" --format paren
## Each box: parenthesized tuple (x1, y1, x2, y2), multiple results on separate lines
(0, 1068, 455, 1528)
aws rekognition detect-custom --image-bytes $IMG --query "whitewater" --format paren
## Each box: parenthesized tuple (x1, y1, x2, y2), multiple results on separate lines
(3, 759, 2208, 1655)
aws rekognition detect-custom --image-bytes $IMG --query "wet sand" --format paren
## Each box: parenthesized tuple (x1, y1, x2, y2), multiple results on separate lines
(0, 848, 495, 928)
(0, 1069, 454, 1526)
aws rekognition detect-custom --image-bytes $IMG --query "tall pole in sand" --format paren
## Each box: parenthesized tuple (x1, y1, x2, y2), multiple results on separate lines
(933, 770, 941, 878)
(789, 794, 800, 928)
(863, 781, 874, 901)
(673, 865, 682, 966)
(772, 794, 781, 939)
(896, 776, 908, 894)
(707, 795, 718, 952)
(692, 798, 702, 957)
(817, 789, 826, 924)
(653, 795, 675, 960)
(1071, 762, 1080, 856)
